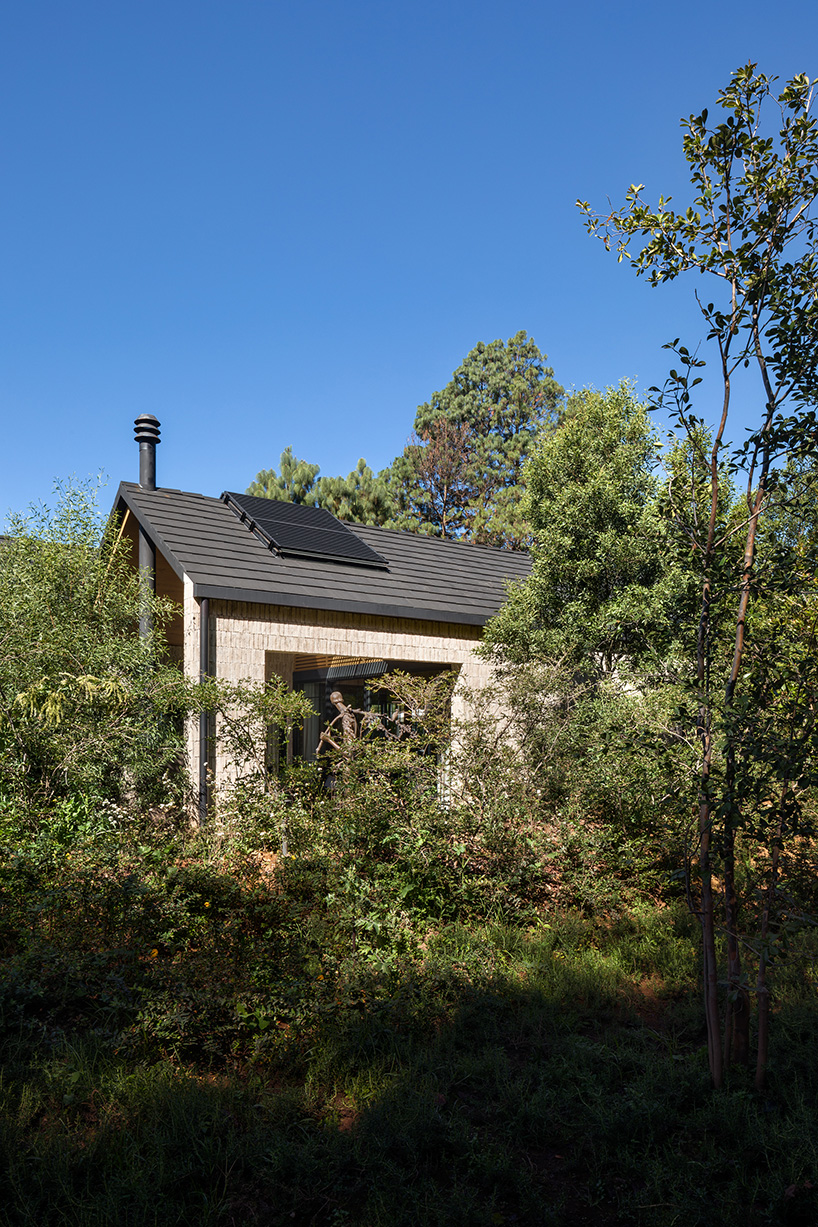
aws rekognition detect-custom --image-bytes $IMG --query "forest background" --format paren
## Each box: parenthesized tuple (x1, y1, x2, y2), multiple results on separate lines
(245, 327, 562, 549)
(3, 63, 818, 1227)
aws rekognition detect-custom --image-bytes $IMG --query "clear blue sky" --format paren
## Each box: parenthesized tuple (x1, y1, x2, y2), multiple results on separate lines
(2, 0, 816, 522)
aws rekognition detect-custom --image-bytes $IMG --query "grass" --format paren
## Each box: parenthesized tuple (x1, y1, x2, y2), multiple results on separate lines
(2, 820, 818, 1225)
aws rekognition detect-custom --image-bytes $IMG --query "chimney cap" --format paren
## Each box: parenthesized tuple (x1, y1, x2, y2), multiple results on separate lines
(134, 415, 161, 444)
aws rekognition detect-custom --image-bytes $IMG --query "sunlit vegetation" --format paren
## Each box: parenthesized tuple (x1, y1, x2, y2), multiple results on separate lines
(4, 60, 818, 1227)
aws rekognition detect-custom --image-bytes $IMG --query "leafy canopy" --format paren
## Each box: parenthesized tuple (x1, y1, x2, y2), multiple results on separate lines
(484, 383, 692, 672)
(0, 479, 185, 809)
(579, 62, 818, 1089)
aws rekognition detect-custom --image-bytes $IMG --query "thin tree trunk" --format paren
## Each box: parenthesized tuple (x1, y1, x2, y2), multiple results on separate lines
(696, 636, 723, 1086)
(723, 736, 749, 1067)
(698, 768, 723, 1087)
(755, 796, 785, 1090)
(719, 490, 767, 1069)
(693, 340, 733, 1088)
(755, 950, 771, 1092)
(717, 316, 773, 1068)
(723, 821, 750, 1064)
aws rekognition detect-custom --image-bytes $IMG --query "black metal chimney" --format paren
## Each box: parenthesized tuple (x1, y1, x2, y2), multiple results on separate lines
(134, 414, 161, 490)
(133, 415, 160, 639)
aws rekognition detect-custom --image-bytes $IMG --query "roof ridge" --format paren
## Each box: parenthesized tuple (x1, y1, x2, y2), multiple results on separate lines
(346, 518, 529, 558)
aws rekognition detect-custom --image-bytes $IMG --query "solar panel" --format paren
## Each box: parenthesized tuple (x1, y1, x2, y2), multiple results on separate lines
(221, 492, 389, 569)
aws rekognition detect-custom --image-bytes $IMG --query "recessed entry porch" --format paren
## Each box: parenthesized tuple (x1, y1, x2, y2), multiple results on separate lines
(286, 652, 452, 763)
(200, 599, 490, 788)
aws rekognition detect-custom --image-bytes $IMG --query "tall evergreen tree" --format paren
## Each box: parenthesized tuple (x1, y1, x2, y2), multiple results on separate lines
(315, 460, 396, 526)
(246, 447, 321, 504)
(391, 331, 562, 547)
(246, 331, 561, 547)
(386, 419, 480, 539)
(247, 450, 395, 525)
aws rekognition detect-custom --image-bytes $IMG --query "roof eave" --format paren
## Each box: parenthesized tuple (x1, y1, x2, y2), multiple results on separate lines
(192, 582, 488, 627)
(112, 482, 188, 582)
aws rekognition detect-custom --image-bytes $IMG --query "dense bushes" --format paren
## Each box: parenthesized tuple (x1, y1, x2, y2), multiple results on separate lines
(4, 472, 818, 1222)
(0, 480, 187, 813)
(5, 799, 818, 1225)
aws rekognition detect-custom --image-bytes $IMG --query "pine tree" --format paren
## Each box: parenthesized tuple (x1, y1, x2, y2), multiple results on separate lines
(391, 331, 562, 547)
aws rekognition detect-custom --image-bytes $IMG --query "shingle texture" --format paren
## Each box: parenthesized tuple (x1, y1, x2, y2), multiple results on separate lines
(116, 482, 531, 627)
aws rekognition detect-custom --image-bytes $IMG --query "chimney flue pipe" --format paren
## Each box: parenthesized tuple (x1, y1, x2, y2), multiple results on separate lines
(134, 414, 160, 490)
(133, 416, 161, 638)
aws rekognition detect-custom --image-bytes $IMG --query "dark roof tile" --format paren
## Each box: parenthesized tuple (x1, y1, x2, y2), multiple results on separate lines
(115, 482, 530, 627)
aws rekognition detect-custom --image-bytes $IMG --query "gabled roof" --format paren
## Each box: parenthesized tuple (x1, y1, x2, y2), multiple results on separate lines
(115, 482, 531, 627)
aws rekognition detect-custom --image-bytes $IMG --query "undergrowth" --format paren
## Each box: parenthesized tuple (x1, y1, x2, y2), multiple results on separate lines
(2, 801, 818, 1227)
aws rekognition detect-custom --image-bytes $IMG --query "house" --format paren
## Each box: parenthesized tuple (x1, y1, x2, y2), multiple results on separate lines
(114, 416, 531, 817)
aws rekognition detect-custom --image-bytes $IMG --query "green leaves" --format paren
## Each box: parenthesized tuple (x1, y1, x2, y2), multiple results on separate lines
(247, 448, 397, 526)
(314, 458, 396, 526)
(579, 62, 818, 1086)
(580, 65, 818, 392)
(0, 479, 188, 809)
(12, 673, 129, 729)
(484, 383, 689, 672)
(247, 446, 321, 504)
